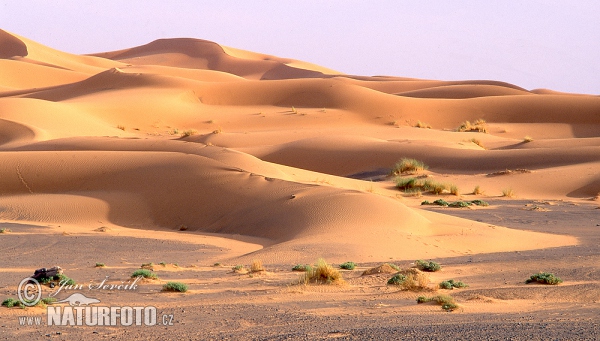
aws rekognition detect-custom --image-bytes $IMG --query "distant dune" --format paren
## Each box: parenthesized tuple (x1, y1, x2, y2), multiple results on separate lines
(1, 28, 598, 262)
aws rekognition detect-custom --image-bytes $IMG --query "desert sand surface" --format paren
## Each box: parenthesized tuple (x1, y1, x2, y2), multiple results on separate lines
(0, 28, 599, 340)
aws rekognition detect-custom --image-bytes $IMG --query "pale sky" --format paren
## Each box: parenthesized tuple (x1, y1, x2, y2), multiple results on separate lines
(2, 1, 599, 94)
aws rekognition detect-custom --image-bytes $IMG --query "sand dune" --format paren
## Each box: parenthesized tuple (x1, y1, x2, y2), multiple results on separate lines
(1, 30, 599, 339)
(1, 31, 598, 260)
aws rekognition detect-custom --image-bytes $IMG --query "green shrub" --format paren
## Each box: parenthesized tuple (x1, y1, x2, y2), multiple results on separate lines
(0, 228, 10, 233)
(163, 282, 188, 292)
(95, 263, 105, 268)
(232, 265, 244, 271)
(391, 158, 428, 175)
(387, 274, 407, 285)
(131, 269, 158, 279)
(526, 272, 562, 285)
(386, 269, 429, 291)
(292, 264, 313, 272)
(387, 263, 401, 271)
(439, 279, 468, 289)
(470, 199, 489, 206)
(415, 260, 441, 272)
(416, 295, 458, 311)
(41, 297, 57, 305)
(339, 262, 356, 270)
(448, 201, 470, 208)
(2, 298, 23, 308)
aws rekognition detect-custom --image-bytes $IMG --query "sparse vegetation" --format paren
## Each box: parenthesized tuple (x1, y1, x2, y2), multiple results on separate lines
(523, 136, 534, 143)
(131, 269, 158, 279)
(502, 188, 515, 198)
(292, 264, 313, 272)
(117, 125, 126, 131)
(526, 272, 562, 285)
(388, 263, 401, 271)
(439, 279, 468, 289)
(213, 262, 222, 267)
(250, 259, 265, 272)
(391, 158, 428, 175)
(456, 119, 487, 133)
(181, 129, 198, 137)
(141, 262, 154, 270)
(2, 298, 23, 308)
(212, 127, 222, 134)
(159, 262, 167, 266)
(421, 199, 488, 208)
(300, 258, 345, 285)
(473, 185, 482, 195)
(0, 228, 10, 233)
(387, 269, 430, 291)
(414, 121, 431, 129)
(469, 138, 485, 148)
(415, 260, 441, 272)
(339, 262, 356, 270)
(163, 282, 188, 293)
(417, 295, 458, 311)
(232, 265, 244, 271)
(396, 177, 452, 195)
(95, 263, 105, 268)
(41, 297, 57, 305)
(450, 185, 460, 196)
(291, 106, 298, 114)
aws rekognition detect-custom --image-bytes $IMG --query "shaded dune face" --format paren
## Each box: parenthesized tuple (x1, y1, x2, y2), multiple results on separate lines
(0, 29, 597, 261)
(0, 29, 28, 58)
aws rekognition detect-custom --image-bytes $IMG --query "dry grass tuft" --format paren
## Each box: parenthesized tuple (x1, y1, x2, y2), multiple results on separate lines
(387, 268, 430, 291)
(117, 125, 126, 131)
(457, 119, 487, 133)
(391, 158, 428, 175)
(414, 121, 431, 129)
(250, 259, 265, 273)
(502, 188, 515, 198)
(523, 136, 534, 143)
(472, 185, 483, 195)
(300, 258, 345, 285)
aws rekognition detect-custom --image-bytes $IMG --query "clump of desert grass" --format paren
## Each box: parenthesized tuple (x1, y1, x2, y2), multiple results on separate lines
(526, 272, 562, 285)
(0, 228, 11, 233)
(391, 158, 428, 175)
(181, 129, 198, 137)
(117, 125, 126, 131)
(523, 136, 534, 143)
(456, 119, 487, 133)
(502, 188, 515, 198)
(417, 295, 458, 311)
(469, 138, 485, 149)
(472, 185, 483, 195)
(250, 259, 265, 273)
(298, 258, 345, 285)
(395, 177, 454, 195)
(95, 263, 105, 268)
(386, 268, 430, 291)
(414, 121, 431, 129)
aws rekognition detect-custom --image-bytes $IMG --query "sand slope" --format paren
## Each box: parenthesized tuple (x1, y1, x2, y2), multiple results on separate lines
(1, 29, 599, 264)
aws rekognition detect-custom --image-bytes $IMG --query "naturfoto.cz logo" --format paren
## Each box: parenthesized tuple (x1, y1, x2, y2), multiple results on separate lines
(16, 276, 174, 327)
